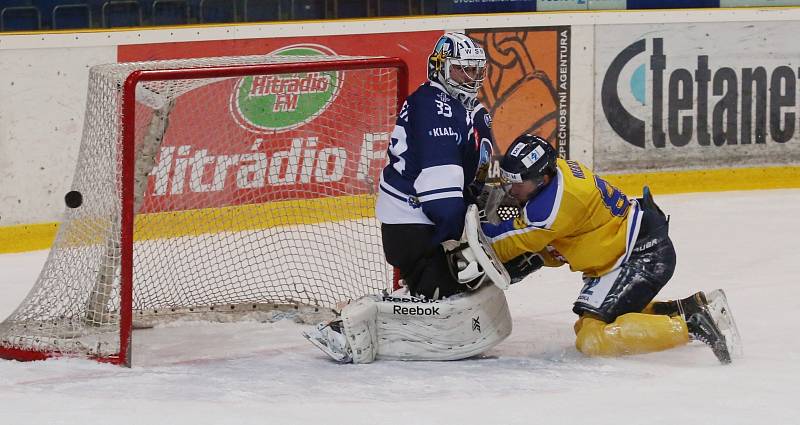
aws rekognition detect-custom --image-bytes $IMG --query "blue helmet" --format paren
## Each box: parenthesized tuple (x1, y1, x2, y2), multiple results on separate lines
(428, 32, 487, 108)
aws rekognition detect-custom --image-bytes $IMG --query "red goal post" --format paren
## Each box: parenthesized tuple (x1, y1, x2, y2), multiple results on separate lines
(0, 55, 407, 366)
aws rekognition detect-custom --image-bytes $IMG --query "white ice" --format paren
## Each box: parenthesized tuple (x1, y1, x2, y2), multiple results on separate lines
(1, 189, 798, 425)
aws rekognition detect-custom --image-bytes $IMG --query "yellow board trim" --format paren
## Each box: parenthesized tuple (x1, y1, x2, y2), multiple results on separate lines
(603, 165, 800, 197)
(133, 193, 376, 241)
(0, 222, 60, 254)
(1, 194, 376, 254)
(3, 166, 799, 254)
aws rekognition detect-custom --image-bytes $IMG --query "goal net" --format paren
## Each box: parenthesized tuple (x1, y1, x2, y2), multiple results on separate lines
(0, 54, 407, 366)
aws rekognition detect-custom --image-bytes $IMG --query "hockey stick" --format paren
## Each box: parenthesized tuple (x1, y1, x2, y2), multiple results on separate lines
(464, 204, 511, 289)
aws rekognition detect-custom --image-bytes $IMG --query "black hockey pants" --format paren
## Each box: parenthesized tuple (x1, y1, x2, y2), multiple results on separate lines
(572, 194, 677, 323)
(381, 223, 462, 300)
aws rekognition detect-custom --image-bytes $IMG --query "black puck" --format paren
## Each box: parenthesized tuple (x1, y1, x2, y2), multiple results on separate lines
(65, 190, 83, 208)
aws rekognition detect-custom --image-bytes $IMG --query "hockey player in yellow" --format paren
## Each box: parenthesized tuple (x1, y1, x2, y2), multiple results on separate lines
(481, 134, 740, 364)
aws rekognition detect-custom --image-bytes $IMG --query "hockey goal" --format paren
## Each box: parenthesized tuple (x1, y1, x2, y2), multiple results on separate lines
(0, 54, 407, 366)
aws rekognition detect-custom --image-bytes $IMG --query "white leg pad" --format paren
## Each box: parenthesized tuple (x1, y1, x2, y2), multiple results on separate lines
(340, 284, 512, 362)
(341, 295, 380, 364)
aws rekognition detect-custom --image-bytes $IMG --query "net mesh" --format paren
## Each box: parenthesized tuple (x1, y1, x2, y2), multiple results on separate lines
(0, 54, 398, 360)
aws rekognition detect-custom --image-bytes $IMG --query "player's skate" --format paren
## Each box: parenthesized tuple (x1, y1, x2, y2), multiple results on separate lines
(706, 289, 743, 358)
(678, 291, 732, 364)
(302, 319, 353, 363)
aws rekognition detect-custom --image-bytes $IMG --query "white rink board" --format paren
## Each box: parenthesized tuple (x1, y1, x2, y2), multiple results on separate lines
(594, 20, 800, 172)
(0, 46, 115, 223)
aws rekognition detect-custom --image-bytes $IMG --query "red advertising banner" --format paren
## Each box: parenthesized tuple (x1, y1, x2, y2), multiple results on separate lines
(119, 32, 441, 213)
(118, 32, 438, 84)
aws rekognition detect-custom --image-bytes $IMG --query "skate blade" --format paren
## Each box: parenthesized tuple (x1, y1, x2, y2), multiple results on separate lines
(302, 329, 351, 363)
(706, 289, 743, 359)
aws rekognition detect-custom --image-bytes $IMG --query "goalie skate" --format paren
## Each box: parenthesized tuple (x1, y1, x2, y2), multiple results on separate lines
(706, 289, 743, 359)
(302, 320, 352, 363)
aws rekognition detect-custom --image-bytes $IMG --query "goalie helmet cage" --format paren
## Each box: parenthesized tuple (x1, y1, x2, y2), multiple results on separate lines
(0, 55, 408, 366)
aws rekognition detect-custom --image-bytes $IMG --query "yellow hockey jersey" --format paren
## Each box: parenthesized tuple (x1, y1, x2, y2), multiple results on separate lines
(482, 159, 642, 277)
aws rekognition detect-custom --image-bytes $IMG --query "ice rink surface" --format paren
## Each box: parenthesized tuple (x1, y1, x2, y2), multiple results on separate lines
(1, 189, 798, 425)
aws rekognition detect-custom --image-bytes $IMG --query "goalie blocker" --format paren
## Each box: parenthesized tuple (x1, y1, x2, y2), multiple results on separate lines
(303, 205, 513, 363)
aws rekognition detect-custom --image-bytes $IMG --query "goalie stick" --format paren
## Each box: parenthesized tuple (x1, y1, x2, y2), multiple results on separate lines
(463, 204, 511, 289)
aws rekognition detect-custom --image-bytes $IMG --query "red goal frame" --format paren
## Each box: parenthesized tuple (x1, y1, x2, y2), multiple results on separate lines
(1, 57, 407, 366)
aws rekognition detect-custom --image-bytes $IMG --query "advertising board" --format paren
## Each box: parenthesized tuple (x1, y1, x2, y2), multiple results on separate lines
(119, 32, 440, 213)
(595, 21, 800, 172)
(469, 27, 571, 157)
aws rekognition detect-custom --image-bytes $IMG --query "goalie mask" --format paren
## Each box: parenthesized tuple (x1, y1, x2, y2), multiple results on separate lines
(428, 32, 487, 109)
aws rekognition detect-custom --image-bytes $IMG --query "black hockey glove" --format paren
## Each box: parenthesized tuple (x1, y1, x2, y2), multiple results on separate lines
(464, 180, 485, 206)
(504, 252, 544, 284)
